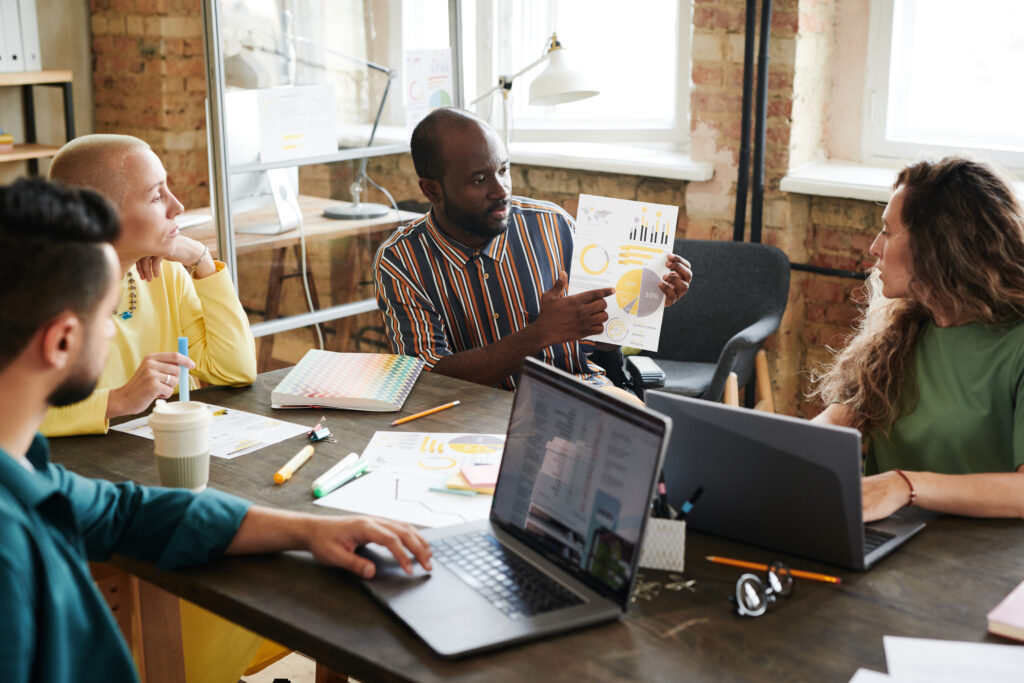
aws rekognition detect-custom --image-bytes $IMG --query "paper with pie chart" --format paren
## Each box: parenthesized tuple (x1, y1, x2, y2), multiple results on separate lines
(313, 431, 503, 528)
(568, 194, 678, 351)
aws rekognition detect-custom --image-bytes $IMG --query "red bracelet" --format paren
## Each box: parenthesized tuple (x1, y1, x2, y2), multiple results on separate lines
(893, 469, 916, 506)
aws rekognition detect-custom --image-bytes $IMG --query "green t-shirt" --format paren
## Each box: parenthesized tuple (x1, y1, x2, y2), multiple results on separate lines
(866, 319, 1024, 475)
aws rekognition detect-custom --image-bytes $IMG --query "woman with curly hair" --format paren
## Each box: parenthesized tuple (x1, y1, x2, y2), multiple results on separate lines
(812, 156, 1024, 522)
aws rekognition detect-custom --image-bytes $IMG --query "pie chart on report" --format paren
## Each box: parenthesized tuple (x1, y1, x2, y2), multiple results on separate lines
(447, 434, 503, 455)
(616, 268, 664, 317)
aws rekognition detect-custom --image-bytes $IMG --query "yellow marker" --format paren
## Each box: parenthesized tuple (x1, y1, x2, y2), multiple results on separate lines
(274, 445, 314, 484)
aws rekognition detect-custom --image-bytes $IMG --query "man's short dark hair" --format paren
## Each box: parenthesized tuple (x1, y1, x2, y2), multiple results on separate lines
(0, 178, 120, 369)
(410, 107, 483, 181)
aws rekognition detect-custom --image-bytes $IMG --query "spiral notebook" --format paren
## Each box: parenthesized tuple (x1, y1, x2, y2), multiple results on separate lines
(271, 350, 424, 412)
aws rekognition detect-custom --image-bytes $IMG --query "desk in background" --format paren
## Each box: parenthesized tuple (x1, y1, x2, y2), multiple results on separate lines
(183, 197, 421, 367)
(51, 370, 1024, 682)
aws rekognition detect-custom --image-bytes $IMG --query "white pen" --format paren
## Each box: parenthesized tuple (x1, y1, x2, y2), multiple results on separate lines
(312, 452, 360, 497)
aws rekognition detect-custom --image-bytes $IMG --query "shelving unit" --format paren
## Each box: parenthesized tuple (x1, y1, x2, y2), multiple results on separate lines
(0, 70, 74, 173)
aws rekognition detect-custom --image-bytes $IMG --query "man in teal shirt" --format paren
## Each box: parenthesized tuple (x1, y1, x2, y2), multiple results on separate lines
(0, 178, 432, 682)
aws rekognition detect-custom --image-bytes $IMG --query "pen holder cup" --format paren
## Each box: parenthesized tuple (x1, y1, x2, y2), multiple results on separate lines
(639, 518, 686, 573)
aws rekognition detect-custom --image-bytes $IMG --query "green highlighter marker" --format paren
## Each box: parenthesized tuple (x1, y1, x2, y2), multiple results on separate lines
(312, 453, 371, 498)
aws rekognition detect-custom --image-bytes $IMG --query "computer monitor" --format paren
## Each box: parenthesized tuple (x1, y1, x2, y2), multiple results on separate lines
(224, 89, 300, 235)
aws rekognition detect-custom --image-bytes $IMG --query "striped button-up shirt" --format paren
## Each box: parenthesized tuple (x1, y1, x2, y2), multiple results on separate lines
(374, 196, 609, 390)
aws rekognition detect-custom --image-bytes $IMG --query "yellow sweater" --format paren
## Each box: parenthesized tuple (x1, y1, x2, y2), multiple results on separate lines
(43, 260, 286, 680)
(42, 259, 257, 436)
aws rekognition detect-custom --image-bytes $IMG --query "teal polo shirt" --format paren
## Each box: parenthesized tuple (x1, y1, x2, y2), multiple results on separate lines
(0, 434, 250, 683)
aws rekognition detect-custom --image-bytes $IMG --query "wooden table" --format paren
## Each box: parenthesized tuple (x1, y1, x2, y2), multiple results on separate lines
(51, 370, 1024, 682)
(183, 197, 421, 365)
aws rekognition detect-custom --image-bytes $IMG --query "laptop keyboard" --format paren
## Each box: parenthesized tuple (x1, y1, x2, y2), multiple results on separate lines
(863, 526, 896, 554)
(431, 531, 583, 620)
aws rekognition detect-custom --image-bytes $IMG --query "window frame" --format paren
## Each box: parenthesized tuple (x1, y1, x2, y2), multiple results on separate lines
(863, 0, 1024, 172)
(464, 0, 693, 148)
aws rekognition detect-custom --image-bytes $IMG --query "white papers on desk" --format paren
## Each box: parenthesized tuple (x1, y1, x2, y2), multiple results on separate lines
(848, 636, 1024, 683)
(884, 636, 1024, 682)
(314, 431, 504, 528)
(112, 403, 309, 459)
(568, 194, 678, 352)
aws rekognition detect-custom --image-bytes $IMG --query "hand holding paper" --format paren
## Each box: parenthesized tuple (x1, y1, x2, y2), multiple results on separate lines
(535, 271, 614, 347)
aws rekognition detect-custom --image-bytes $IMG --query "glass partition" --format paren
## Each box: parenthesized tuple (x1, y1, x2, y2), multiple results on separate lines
(202, 0, 457, 371)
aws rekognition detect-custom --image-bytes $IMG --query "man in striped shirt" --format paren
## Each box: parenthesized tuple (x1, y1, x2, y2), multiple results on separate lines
(374, 108, 692, 393)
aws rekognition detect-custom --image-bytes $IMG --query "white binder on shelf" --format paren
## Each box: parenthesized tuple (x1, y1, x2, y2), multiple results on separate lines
(0, 0, 24, 73)
(17, 0, 40, 72)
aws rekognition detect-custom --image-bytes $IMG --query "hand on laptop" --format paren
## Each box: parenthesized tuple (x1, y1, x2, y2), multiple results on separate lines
(305, 515, 434, 579)
(861, 471, 913, 522)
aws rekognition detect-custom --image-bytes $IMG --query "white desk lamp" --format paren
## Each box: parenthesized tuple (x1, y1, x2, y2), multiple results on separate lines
(471, 33, 599, 146)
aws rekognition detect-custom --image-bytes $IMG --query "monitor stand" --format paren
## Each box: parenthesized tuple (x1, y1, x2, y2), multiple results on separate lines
(234, 168, 302, 235)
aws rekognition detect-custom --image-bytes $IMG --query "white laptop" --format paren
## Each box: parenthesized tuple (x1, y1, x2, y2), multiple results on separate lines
(356, 357, 672, 657)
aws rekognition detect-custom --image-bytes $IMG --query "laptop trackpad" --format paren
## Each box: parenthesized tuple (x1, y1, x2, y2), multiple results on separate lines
(357, 543, 432, 581)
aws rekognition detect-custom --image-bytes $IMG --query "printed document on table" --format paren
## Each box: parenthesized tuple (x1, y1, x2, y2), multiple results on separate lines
(883, 636, 1024, 683)
(112, 404, 309, 459)
(314, 431, 504, 528)
(568, 194, 678, 352)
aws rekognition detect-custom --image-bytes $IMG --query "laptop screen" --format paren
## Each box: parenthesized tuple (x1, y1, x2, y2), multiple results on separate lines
(491, 359, 669, 609)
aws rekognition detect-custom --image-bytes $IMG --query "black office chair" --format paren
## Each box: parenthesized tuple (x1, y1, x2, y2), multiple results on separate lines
(626, 239, 790, 403)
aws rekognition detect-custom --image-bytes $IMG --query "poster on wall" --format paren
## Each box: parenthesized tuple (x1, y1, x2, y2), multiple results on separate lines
(568, 194, 678, 352)
(402, 48, 453, 130)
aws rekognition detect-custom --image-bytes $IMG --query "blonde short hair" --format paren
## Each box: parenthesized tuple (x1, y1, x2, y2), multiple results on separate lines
(48, 134, 151, 206)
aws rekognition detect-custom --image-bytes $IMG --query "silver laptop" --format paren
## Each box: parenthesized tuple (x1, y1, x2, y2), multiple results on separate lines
(644, 391, 924, 571)
(357, 357, 671, 657)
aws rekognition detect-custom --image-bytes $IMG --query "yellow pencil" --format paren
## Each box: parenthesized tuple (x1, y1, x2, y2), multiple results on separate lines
(391, 400, 461, 426)
(705, 555, 843, 584)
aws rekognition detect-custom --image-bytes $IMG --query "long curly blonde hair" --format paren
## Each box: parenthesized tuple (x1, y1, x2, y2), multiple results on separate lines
(811, 156, 1024, 435)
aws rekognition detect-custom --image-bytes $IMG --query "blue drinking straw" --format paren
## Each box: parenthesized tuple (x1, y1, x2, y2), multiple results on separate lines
(178, 336, 189, 401)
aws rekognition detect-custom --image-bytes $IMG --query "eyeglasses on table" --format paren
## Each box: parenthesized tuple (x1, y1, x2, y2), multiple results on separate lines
(731, 560, 795, 617)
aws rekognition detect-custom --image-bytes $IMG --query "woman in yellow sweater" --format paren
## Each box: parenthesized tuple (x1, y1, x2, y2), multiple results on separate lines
(43, 134, 286, 680)
(41, 133, 256, 437)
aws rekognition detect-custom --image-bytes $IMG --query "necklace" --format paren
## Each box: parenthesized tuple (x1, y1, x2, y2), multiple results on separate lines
(116, 271, 137, 320)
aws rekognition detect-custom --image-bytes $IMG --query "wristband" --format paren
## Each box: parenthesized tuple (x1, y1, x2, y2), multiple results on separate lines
(892, 469, 916, 506)
(187, 246, 210, 278)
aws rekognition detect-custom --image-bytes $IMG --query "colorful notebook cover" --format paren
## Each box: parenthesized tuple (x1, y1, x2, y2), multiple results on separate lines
(988, 577, 1024, 642)
(271, 350, 424, 412)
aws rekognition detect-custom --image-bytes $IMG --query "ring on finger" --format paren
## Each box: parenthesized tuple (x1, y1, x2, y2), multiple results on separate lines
(164, 373, 171, 385)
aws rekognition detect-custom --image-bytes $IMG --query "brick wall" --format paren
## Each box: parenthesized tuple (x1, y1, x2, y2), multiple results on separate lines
(90, 0, 208, 209)
(89, 0, 884, 417)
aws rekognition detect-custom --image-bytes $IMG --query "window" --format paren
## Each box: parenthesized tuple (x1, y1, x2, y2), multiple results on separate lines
(865, 0, 1024, 170)
(462, 0, 691, 146)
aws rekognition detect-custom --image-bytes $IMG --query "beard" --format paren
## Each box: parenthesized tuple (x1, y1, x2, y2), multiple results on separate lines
(47, 368, 100, 407)
(442, 188, 511, 242)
